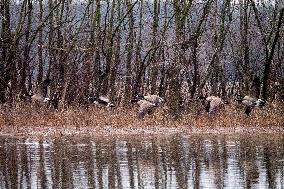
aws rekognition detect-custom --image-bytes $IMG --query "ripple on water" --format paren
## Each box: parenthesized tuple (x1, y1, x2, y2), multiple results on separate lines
(0, 133, 283, 189)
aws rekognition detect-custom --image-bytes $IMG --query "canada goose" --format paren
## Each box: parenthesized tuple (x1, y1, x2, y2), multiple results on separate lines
(31, 94, 50, 103)
(143, 95, 165, 106)
(29, 91, 51, 110)
(199, 96, 226, 115)
(132, 94, 165, 119)
(88, 96, 115, 107)
(132, 94, 165, 106)
(235, 95, 266, 115)
(137, 100, 157, 119)
(30, 78, 52, 104)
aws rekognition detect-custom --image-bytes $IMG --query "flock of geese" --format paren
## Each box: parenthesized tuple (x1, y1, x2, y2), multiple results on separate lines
(199, 95, 266, 116)
(31, 92, 266, 119)
(135, 94, 266, 118)
(235, 95, 266, 115)
(88, 94, 266, 118)
(29, 79, 267, 119)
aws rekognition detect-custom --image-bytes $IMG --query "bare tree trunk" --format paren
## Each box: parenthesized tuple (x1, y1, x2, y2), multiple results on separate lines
(1, 0, 28, 102)
(93, 0, 102, 97)
(100, 0, 116, 96)
(158, 0, 170, 98)
(54, 0, 66, 109)
(132, 0, 144, 98)
(124, 0, 135, 105)
(109, 0, 122, 102)
(79, 2, 93, 104)
(19, 0, 33, 97)
(240, 0, 251, 95)
(56, 0, 65, 84)
(250, 0, 284, 100)
(168, 1, 183, 118)
(210, 0, 220, 96)
(48, 0, 56, 94)
(210, 0, 233, 98)
(190, 0, 212, 98)
(37, 0, 44, 87)
(261, 8, 284, 100)
(167, 0, 192, 118)
(198, 0, 232, 93)
(0, 0, 12, 102)
(150, 0, 160, 94)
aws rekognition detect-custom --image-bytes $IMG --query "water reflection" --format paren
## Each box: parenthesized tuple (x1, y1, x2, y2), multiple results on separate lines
(0, 134, 283, 189)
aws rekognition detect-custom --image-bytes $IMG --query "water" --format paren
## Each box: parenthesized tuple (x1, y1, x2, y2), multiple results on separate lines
(0, 134, 283, 189)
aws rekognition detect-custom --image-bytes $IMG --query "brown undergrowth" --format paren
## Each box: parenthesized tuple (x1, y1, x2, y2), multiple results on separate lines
(0, 102, 283, 137)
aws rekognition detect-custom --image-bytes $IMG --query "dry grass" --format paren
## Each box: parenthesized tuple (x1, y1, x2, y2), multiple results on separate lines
(0, 102, 283, 138)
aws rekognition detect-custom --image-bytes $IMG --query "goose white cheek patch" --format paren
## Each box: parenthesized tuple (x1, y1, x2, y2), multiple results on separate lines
(255, 99, 265, 106)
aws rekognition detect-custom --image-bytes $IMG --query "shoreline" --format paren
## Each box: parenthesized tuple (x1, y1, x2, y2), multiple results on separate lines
(1, 124, 283, 139)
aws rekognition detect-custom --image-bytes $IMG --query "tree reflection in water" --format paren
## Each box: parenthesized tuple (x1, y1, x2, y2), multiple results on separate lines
(0, 134, 283, 189)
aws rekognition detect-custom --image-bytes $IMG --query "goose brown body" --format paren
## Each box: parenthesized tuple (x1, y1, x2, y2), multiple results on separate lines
(30, 78, 51, 104)
(137, 100, 157, 119)
(205, 96, 225, 115)
(134, 94, 165, 119)
(143, 95, 165, 106)
(31, 94, 50, 103)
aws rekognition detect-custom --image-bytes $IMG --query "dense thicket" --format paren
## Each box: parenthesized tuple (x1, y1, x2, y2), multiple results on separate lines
(0, 0, 283, 115)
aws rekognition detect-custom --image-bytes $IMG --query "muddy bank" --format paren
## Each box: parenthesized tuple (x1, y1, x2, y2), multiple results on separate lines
(1, 124, 284, 139)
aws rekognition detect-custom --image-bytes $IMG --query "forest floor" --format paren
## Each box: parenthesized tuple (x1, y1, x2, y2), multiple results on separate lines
(0, 102, 283, 138)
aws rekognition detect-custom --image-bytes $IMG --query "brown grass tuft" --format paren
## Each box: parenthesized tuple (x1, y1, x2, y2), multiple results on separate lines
(0, 102, 283, 138)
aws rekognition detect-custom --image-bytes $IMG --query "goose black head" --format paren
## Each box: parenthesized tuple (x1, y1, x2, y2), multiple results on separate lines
(197, 96, 207, 100)
(234, 94, 245, 103)
(87, 96, 97, 103)
(131, 94, 144, 103)
(87, 95, 115, 108)
(223, 99, 230, 104)
(98, 96, 115, 108)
